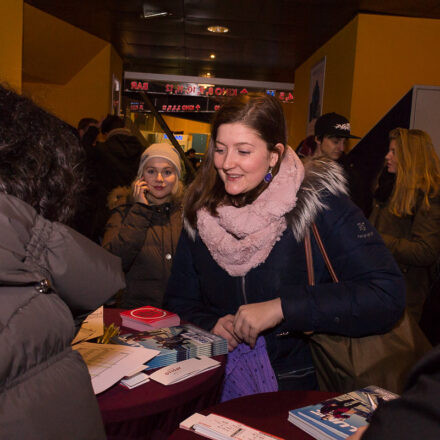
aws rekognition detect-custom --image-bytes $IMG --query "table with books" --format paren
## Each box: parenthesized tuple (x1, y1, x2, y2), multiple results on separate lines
(168, 390, 340, 440)
(96, 308, 227, 440)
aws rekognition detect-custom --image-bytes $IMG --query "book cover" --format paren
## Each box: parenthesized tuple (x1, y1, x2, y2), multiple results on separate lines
(288, 385, 398, 440)
(120, 306, 180, 331)
(114, 323, 228, 370)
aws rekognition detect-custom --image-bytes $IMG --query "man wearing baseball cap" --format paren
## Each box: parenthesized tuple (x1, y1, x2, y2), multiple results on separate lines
(314, 112, 360, 160)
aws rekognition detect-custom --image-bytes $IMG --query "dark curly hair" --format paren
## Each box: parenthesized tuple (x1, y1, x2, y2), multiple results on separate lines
(0, 85, 86, 224)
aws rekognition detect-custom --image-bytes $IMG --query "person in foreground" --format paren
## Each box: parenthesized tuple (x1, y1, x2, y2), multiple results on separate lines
(0, 85, 125, 439)
(165, 95, 405, 401)
(347, 344, 440, 440)
(370, 128, 440, 322)
(103, 143, 184, 309)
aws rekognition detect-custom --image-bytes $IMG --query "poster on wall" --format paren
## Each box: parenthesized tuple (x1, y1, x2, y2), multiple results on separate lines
(306, 57, 326, 136)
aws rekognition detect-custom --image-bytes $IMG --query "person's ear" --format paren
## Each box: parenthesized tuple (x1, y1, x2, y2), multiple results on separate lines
(270, 143, 284, 167)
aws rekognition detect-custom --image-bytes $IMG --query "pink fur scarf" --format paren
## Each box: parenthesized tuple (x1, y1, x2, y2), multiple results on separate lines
(197, 147, 305, 276)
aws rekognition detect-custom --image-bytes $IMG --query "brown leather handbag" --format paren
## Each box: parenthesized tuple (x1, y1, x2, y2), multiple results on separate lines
(305, 223, 431, 394)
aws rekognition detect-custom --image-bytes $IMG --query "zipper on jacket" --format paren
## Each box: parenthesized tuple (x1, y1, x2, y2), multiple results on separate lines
(241, 276, 248, 304)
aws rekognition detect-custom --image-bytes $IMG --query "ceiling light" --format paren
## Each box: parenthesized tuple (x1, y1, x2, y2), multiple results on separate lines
(207, 25, 229, 33)
(210, 54, 216, 59)
(141, 7, 170, 19)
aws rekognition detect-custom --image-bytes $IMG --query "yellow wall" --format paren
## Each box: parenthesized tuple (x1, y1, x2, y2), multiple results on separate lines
(21, 4, 122, 127)
(0, 0, 23, 92)
(291, 13, 440, 150)
(24, 45, 121, 127)
(351, 14, 440, 138)
(163, 115, 211, 134)
(288, 17, 358, 148)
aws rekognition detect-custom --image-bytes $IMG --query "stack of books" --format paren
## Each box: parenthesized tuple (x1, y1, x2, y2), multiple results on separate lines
(120, 306, 180, 331)
(288, 385, 398, 440)
(114, 323, 228, 370)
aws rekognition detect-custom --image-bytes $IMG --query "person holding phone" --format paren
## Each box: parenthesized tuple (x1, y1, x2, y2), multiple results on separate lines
(103, 143, 184, 309)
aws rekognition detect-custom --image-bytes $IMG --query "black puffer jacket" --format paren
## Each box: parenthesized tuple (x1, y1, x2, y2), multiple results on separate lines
(166, 158, 405, 389)
(103, 187, 183, 309)
(83, 128, 146, 241)
(0, 193, 125, 440)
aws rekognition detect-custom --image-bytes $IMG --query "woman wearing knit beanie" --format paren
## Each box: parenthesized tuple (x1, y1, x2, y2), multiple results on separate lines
(102, 143, 184, 309)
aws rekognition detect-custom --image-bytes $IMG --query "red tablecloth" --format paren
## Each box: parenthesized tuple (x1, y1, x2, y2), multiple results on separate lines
(97, 308, 226, 440)
(168, 390, 338, 440)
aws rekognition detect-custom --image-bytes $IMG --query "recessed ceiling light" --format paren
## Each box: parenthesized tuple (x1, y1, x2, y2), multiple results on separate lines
(207, 25, 229, 33)
(210, 54, 216, 59)
(141, 7, 170, 19)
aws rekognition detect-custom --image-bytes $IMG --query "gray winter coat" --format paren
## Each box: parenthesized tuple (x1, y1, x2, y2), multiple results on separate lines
(0, 194, 125, 439)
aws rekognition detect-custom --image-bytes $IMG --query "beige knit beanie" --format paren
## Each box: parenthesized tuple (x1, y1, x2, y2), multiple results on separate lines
(137, 143, 182, 178)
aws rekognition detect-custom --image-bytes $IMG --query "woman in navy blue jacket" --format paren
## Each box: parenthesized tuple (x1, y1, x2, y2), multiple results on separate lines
(165, 95, 405, 400)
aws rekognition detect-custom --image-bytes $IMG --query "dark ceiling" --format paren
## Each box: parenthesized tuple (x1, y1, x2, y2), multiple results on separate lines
(25, 0, 440, 83)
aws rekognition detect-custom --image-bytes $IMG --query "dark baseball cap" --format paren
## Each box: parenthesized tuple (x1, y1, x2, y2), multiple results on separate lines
(314, 112, 360, 139)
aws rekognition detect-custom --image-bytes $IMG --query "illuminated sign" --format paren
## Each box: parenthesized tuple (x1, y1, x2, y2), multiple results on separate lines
(125, 79, 293, 105)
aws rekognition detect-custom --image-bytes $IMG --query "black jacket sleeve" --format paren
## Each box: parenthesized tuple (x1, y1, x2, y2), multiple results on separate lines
(165, 230, 220, 331)
(362, 344, 440, 440)
(279, 193, 405, 337)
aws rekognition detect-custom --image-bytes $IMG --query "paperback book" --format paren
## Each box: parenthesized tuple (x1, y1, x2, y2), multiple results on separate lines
(288, 385, 398, 440)
(120, 305, 180, 331)
(114, 323, 228, 370)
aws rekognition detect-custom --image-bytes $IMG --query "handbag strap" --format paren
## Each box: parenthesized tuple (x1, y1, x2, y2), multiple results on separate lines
(304, 223, 339, 285)
(304, 230, 315, 286)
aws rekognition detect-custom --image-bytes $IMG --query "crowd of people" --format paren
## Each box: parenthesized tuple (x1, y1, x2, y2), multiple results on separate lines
(1, 84, 440, 438)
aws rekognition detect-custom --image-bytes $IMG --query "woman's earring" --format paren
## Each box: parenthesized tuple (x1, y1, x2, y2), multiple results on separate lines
(264, 167, 273, 183)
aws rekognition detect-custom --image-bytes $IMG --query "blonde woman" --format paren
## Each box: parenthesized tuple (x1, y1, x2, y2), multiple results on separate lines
(103, 143, 184, 309)
(370, 128, 440, 322)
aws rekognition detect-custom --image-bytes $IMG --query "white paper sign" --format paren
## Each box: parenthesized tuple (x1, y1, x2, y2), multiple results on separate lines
(72, 306, 104, 345)
(73, 342, 158, 394)
(180, 413, 285, 440)
(149, 356, 220, 385)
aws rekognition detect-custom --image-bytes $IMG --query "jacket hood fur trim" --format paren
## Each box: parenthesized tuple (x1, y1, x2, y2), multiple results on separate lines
(288, 157, 348, 242)
(107, 186, 132, 210)
(184, 156, 348, 245)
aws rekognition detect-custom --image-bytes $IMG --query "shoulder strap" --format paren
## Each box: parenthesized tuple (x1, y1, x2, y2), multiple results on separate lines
(304, 223, 339, 285)
(304, 230, 315, 286)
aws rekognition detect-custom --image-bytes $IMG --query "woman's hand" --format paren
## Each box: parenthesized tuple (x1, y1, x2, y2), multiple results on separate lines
(212, 314, 242, 352)
(233, 298, 284, 348)
(133, 179, 149, 205)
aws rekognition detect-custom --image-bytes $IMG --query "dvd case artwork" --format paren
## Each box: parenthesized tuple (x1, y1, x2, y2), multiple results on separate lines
(114, 324, 228, 369)
(288, 386, 398, 440)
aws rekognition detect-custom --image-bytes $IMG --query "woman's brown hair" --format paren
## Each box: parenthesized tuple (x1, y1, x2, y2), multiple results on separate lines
(184, 94, 287, 227)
